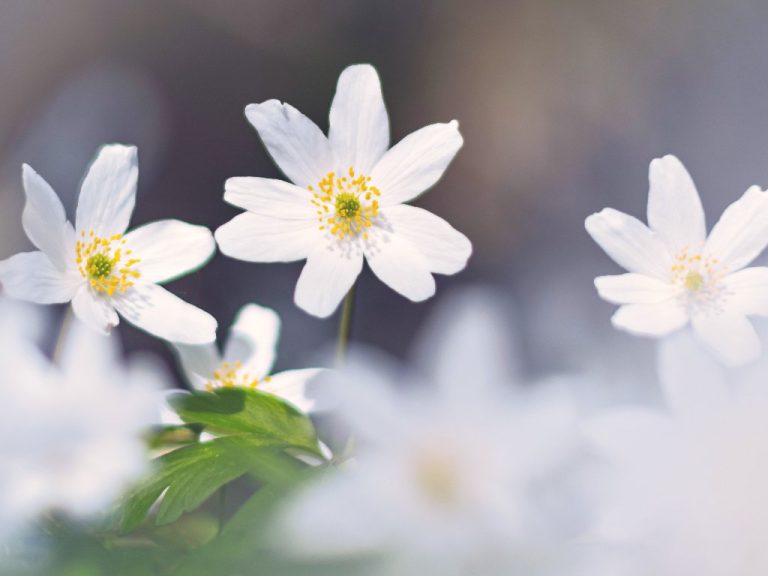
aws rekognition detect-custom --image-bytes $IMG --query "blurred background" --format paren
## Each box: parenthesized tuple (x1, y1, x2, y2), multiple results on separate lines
(2, 0, 768, 391)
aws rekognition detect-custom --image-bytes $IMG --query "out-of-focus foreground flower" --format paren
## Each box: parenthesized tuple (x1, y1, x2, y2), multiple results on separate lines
(173, 303, 326, 413)
(588, 331, 768, 576)
(0, 144, 217, 344)
(215, 64, 472, 318)
(0, 300, 164, 542)
(275, 290, 597, 576)
(586, 155, 768, 366)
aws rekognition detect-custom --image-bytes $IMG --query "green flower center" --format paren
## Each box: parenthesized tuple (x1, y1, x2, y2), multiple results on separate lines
(309, 168, 381, 240)
(76, 231, 141, 296)
(335, 193, 361, 219)
(86, 253, 114, 279)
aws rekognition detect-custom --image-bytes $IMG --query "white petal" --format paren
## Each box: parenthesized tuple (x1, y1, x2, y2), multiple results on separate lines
(260, 368, 327, 413)
(611, 301, 688, 336)
(364, 229, 435, 302)
(705, 185, 768, 271)
(59, 316, 119, 383)
(723, 267, 768, 316)
(75, 145, 138, 237)
(414, 288, 518, 400)
(21, 164, 75, 270)
(245, 100, 333, 188)
(224, 177, 314, 220)
(223, 303, 281, 379)
(112, 283, 217, 344)
(691, 312, 761, 366)
(215, 212, 316, 263)
(647, 155, 706, 252)
(324, 349, 402, 439)
(594, 273, 678, 304)
(0, 252, 79, 304)
(328, 64, 389, 174)
(71, 285, 119, 335)
(370, 121, 463, 205)
(380, 205, 471, 275)
(657, 331, 730, 420)
(586, 409, 671, 460)
(123, 220, 215, 284)
(294, 247, 363, 318)
(172, 343, 220, 390)
(585, 208, 673, 279)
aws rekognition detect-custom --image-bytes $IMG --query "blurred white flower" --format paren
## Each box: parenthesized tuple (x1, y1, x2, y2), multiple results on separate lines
(215, 64, 472, 318)
(588, 332, 768, 576)
(0, 301, 164, 540)
(586, 155, 768, 365)
(276, 290, 596, 576)
(172, 303, 326, 413)
(0, 144, 217, 344)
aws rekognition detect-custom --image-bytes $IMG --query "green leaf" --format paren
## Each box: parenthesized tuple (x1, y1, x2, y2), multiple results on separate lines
(170, 388, 321, 455)
(119, 435, 300, 532)
(146, 424, 201, 449)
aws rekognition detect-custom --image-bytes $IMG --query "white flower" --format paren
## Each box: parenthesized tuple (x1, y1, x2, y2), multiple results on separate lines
(0, 145, 217, 344)
(586, 155, 768, 365)
(215, 64, 472, 318)
(0, 301, 164, 539)
(173, 303, 326, 414)
(588, 333, 768, 576)
(276, 290, 596, 576)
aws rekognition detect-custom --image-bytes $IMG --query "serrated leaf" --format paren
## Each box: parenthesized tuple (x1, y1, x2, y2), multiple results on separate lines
(119, 435, 300, 532)
(170, 388, 321, 455)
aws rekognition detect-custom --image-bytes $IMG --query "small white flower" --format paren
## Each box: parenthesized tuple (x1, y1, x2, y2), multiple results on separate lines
(0, 301, 164, 539)
(215, 64, 472, 318)
(588, 333, 768, 576)
(276, 290, 595, 576)
(586, 155, 768, 365)
(173, 303, 326, 414)
(0, 145, 217, 344)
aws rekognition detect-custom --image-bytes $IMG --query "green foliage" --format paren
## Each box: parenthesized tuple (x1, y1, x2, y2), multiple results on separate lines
(118, 388, 323, 532)
(171, 388, 322, 455)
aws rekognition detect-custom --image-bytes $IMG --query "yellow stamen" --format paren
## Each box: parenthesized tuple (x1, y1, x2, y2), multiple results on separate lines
(309, 168, 380, 240)
(205, 361, 267, 391)
(75, 232, 141, 295)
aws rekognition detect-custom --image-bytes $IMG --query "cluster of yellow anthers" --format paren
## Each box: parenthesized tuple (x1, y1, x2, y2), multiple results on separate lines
(75, 231, 141, 296)
(670, 248, 723, 293)
(204, 361, 272, 392)
(309, 167, 381, 240)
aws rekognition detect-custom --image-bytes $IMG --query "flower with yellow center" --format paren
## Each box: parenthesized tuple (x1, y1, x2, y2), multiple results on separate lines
(173, 303, 327, 414)
(215, 63, 472, 318)
(276, 294, 592, 575)
(587, 154, 768, 366)
(0, 144, 217, 344)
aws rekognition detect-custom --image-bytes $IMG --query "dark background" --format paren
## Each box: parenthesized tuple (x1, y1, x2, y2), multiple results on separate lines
(3, 0, 768, 387)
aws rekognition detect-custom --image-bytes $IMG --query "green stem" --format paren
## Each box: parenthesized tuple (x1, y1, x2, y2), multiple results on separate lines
(218, 484, 227, 529)
(51, 307, 74, 366)
(335, 286, 356, 366)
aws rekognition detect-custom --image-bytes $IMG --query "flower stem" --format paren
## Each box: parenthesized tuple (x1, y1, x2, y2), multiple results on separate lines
(335, 286, 356, 366)
(52, 307, 74, 366)
(218, 484, 227, 529)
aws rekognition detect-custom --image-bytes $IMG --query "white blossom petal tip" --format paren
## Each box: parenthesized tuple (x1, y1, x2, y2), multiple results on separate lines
(21, 164, 75, 271)
(76, 144, 139, 238)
